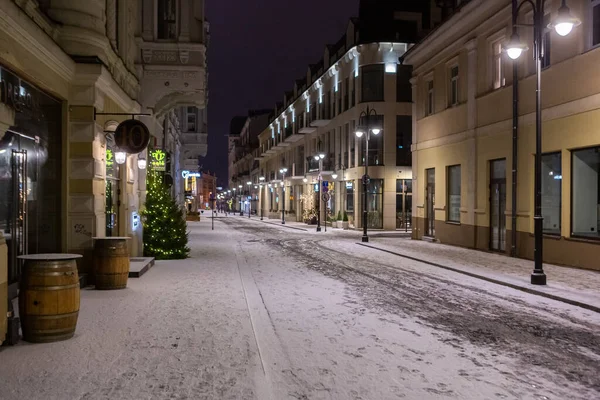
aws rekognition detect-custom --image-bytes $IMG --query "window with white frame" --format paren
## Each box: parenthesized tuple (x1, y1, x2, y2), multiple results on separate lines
(426, 79, 434, 116)
(157, 0, 177, 40)
(492, 38, 505, 89)
(591, 0, 600, 48)
(450, 65, 459, 106)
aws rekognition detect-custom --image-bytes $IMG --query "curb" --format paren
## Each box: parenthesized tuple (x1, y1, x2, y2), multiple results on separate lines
(357, 243, 600, 314)
(257, 219, 308, 231)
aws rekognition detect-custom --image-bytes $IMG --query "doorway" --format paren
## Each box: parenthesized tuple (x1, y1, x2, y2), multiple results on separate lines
(425, 168, 435, 237)
(0, 132, 41, 299)
(490, 159, 507, 252)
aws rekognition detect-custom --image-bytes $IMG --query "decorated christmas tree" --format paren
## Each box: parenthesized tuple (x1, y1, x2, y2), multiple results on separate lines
(142, 170, 190, 259)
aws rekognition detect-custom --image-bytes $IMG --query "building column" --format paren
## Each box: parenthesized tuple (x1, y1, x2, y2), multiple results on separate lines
(409, 77, 419, 238)
(465, 39, 478, 246)
(67, 102, 106, 272)
(0, 103, 15, 345)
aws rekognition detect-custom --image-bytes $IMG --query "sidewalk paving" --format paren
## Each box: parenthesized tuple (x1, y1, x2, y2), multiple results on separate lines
(362, 238, 600, 313)
(242, 215, 600, 312)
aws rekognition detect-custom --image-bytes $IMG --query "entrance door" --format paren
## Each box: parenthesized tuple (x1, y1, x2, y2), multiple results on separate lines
(425, 169, 435, 237)
(0, 132, 40, 299)
(490, 159, 507, 252)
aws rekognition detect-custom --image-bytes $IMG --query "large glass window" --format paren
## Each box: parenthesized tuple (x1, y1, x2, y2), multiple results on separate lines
(157, 0, 177, 40)
(366, 179, 384, 229)
(396, 65, 413, 102)
(396, 179, 412, 230)
(359, 115, 384, 166)
(542, 152, 561, 234)
(447, 165, 461, 223)
(361, 64, 384, 102)
(571, 147, 600, 239)
(346, 181, 354, 212)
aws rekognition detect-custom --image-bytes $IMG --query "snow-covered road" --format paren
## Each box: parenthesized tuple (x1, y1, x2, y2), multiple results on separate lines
(1, 216, 599, 400)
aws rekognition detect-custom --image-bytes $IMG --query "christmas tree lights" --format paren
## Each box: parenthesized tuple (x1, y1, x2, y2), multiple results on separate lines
(142, 170, 190, 259)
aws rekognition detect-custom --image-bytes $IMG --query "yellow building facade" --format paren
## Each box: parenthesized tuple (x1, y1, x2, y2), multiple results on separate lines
(404, 0, 600, 270)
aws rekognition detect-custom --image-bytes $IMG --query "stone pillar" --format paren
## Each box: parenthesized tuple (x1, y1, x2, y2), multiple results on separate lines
(141, 0, 154, 41)
(409, 77, 419, 239)
(67, 89, 107, 275)
(178, 0, 190, 42)
(465, 40, 478, 241)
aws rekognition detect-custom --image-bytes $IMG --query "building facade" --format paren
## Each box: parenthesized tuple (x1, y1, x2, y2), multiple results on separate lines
(0, 0, 208, 345)
(230, 2, 444, 230)
(404, 0, 600, 270)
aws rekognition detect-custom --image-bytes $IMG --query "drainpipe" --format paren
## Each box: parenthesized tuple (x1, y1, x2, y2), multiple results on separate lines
(511, 0, 519, 257)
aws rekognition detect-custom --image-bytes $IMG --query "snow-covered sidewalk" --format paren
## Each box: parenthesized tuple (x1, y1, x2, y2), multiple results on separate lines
(362, 237, 600, 312)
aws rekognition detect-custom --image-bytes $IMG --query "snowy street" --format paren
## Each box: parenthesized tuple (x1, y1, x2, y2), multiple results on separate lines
(1, 216, 600, 400)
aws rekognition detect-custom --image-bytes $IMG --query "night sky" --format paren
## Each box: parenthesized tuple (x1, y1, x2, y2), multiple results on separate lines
(204, 0, 360, 187)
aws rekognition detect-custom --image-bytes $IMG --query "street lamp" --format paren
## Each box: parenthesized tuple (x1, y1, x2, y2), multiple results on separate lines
(247, 181, 252, 218)
(313, 153, 326, 232)
(279, 168, 288, 224)
(238, 184, 243, 215)
(355, 105, 381, 243)
(505, 0, 579, 285)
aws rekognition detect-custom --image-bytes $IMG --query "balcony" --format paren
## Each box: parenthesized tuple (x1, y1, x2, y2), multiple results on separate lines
(181, 132, 208, 160)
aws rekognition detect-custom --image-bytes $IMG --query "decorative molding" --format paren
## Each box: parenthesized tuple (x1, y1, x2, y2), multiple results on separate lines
(179, 50, 189, 64)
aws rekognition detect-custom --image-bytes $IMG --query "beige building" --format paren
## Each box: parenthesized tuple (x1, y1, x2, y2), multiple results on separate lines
(0, 0, 208, 345)
(237, 4, 446, 230)
(403, 0, 600, 270)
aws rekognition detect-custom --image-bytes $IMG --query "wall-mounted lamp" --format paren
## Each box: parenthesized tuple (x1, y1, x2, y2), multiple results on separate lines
(115, 151, 127, 165)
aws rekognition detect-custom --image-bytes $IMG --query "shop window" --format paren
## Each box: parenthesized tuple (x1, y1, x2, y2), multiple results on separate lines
(447, 165, 461, 223)
(542, 152, 562, 234)
(346, 181, 354, 212)
(361, 64, 384, 102)
(365, 179, 384, 229)
(571, 147, 600, 239)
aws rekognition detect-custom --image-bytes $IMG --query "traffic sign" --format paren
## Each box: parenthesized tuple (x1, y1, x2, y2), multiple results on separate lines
(322, 180, 329, 193)
(322, 193, 330, 202)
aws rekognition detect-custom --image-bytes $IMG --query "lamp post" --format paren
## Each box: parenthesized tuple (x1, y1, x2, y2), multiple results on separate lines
(355, 105, 381, 243)
(280, 168, 288, 224)
(247, 181, 252, 218)
(314, 152, 325, 232)
(238, 184, 243, 215)
(259, 176, 265, 220)
(505, 0, 579, 285)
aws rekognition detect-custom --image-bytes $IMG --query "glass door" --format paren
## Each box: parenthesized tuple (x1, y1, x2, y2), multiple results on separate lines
(0, 132, 40, 299)
(490, 159, 507, 252)
(425, 169, 435, 237)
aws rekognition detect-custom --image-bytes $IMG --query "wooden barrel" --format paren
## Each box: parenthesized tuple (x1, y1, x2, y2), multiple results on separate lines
(93, 238, 130, 290)
(18, 257, 80, 343)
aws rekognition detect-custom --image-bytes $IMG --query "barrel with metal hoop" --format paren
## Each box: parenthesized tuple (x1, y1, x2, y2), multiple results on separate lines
(18, 253, 82, 343)
(92, 237, 131, 290)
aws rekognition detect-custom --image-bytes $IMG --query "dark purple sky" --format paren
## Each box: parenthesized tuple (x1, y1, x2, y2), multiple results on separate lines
(204, 0, 360, 185)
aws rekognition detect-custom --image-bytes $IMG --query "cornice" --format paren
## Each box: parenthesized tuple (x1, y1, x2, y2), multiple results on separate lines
(404, 0, 506, 67)
(0, 1, 75, 83)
